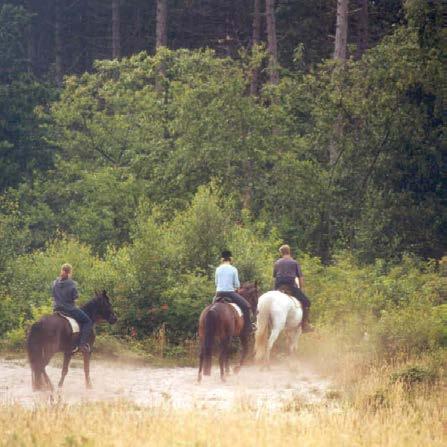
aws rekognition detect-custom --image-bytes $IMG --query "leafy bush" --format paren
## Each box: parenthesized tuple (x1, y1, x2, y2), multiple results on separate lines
(0, 187, 444, 360)
(390, 365, 437, 387)
(162, 271, 214, 341)
(303, 253, 445, 356)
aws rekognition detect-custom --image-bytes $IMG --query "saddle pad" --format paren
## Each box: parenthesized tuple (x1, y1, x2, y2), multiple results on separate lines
(287, 295, 302, 309)
(56, 312, 80, 333)
(229, 302, 243, 318)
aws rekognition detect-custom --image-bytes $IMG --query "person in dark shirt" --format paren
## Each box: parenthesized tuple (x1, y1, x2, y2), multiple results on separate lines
(52, 263, 92, 353)
(273, 245, 314, 332)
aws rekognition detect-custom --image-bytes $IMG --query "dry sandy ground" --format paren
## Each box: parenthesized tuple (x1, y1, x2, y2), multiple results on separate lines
(0, 356, 331, 410)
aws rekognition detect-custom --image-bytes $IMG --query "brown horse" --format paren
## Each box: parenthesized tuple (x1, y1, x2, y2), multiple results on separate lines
(26, 290, 117, 391)
(197, 282, 260, 382)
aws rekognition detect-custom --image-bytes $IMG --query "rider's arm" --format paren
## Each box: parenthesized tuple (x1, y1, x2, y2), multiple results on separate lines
(72, 282, 79, 301)
(295, 262, 304, 291)
(233, 268, 240, 289)
(297, 275, 305, 291)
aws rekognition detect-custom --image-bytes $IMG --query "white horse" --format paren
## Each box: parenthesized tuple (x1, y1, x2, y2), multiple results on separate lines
(254, 290, 303, 367)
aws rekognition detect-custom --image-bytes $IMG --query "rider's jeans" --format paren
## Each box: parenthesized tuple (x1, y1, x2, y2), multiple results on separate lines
(274, 278, 311, 308)
(58, 307, 93, 347)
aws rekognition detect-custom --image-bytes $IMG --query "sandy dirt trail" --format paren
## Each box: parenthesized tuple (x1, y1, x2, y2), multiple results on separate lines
(0, 357, 331, 410)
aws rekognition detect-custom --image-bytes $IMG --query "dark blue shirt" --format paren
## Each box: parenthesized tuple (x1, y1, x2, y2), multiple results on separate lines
(52, 278, 79, 311)
(273, 257, 302, 280)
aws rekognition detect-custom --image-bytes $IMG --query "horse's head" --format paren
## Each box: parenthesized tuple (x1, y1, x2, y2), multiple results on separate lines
(238, 281, 261, 315)
(94, 290, 118, 324)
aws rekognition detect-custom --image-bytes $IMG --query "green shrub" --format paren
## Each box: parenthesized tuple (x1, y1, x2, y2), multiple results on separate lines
(390, 365, 437, 387)
(162, 271, 214, 342)
(373, 304, 445, 356)
(3, 324, 26, 351)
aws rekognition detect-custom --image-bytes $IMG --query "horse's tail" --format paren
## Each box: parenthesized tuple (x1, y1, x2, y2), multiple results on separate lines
(26, 321, 44, 391)
(255, 298, 271, 362)
(203, 307, 218, 375)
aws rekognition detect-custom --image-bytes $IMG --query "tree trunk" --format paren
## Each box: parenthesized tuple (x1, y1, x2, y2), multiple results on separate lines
(334, 0, 349, 61)
(355, 0, 368, 59)
(265, 0, 279, 85)
(156, 0, 168, 49)
(54, 0, 63, 86)
(112, 0, 121, 59)
(324, 0, 350, 262)
(330, 0, 349, 164)
(250, 0, 262, 95)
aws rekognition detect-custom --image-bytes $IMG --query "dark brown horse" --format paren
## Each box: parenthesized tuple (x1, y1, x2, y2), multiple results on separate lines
(26, 290, 117, 391)
(197, 282, 260, 382)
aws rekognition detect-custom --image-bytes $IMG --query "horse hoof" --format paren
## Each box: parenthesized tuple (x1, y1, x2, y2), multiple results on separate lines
(233, 366, 241, 374)
(86, 382, 93, 389)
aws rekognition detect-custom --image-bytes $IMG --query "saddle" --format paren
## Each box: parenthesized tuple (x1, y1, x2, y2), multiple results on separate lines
(288, 295, 302, 309)
(277, 285, 302, 309)
(213, 296, 243, 318)
(228, 303, 243, 318)
(55, 311, 80, 333)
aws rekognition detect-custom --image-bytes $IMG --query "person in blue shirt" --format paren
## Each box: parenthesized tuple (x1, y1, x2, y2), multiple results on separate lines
(214, 250, 252, 336)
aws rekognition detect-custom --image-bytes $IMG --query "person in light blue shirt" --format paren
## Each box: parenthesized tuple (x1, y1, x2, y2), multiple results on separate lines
(214, 250, 252, 336)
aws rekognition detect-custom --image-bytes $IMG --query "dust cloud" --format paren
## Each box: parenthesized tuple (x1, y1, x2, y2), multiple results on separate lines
(0, 357, 331, 410)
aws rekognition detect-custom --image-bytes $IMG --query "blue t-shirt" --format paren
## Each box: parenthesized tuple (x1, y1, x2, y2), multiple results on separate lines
(215, 264, 240, 292)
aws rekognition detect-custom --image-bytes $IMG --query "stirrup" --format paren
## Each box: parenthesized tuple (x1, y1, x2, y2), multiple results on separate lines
(72, 343, 91, 354)
(80, 343, 91, 354)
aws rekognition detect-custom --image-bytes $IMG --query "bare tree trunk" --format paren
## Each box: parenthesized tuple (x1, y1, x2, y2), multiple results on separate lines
(330, 0, 349, 164)
(265, 0, 279, 85)
(54, 0, 63, 86)
(244, 0, 262, 209)
(156, 0, 168, 49)
(250, 0, 262, 95)
(355, 0, 368, 59)
(322, 0, 350, 262)
(112, 0, 121, 59)
(334, 0, 349, 61)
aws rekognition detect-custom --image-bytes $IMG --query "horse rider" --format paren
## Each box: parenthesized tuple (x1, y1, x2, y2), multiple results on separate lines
(214, 250, 252, 337)
(52, 263, 93, 354)
(273, 244, 314, 333)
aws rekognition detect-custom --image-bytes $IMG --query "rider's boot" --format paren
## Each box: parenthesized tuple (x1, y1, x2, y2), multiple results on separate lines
(301, 306, 315, 333)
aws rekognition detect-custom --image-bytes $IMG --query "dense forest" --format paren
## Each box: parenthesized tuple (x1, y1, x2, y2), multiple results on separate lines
(0, 0, 445, 347)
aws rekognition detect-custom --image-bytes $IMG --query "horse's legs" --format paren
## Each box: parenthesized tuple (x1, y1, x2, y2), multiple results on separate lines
(289, 327, 302, 355)
(58, 352, 72, 388)
(42, 367, 54, 391)
(32, 368, 43, 391)
(234, 335, 249, 374)
(266, 322, 284, 366)
(225, 357, 230, 375)
(83, 351, 92, 389)
(198, 346, 204, 383)
(219, 337, 231, 382)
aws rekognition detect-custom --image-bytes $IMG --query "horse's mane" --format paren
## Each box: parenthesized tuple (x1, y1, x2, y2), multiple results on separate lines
(81, 293, 106, 314)
(240, 281, 257, 289)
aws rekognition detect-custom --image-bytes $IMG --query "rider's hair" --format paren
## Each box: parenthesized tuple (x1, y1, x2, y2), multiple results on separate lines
(60, 263, 72, 278)
(279, 244, 291, 256)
